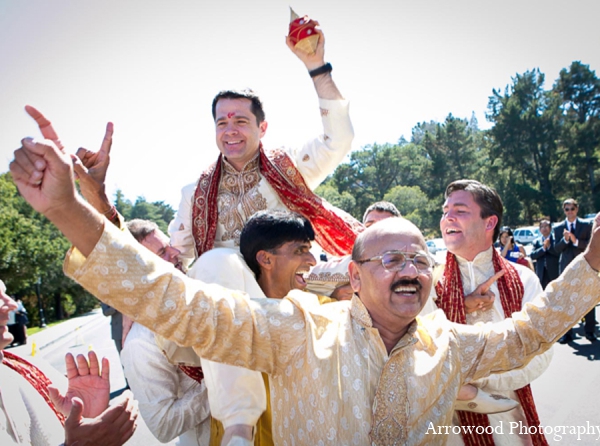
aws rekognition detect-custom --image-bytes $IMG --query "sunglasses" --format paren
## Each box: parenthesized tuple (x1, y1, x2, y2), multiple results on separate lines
(355, 250, 433, 272)
(564, 207, 576, 212)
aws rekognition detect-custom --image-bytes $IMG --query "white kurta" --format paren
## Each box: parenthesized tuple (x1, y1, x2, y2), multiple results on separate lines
(440, 247, 553, 446)
(121, 323, 211, 445)
(168, 98, 354, 267)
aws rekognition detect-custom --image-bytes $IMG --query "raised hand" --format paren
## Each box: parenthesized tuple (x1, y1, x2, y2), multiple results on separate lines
(72, 123, 114, 214)
(286, 21, 325, 70)
(10, 137, 76, 216)
(63, 390, 138, 446)
(463, 270, 505, 313)
(49, 351, 110, 418)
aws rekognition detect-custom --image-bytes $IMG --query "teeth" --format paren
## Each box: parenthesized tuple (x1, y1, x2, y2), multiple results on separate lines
(394, 286, 417, 293)
(446, 229, 459, 234)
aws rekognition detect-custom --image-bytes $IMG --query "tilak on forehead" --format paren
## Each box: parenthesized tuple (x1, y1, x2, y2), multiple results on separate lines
(227, 112, 235, 118)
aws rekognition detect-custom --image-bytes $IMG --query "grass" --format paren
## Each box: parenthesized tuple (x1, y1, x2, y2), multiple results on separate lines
(26, 320, 63, 336)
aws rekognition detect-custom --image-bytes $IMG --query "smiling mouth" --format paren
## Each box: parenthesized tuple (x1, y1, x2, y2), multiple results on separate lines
(391, 279, 422, 294)
(225, 140, 243, 145)
(295, 272, 308, 287)
(445, 228, 461, 234)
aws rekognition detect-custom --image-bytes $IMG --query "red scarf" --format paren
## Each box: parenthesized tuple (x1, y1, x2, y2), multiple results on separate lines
(435, 250, 548, 446)
(191, 146, 362, 257)
(2, 351, 66, 426)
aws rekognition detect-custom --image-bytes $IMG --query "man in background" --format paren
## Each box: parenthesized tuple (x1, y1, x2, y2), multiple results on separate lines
(120, 220, 212, 446)
(554, 198, 594, 343)
(530, 219, 559, 289)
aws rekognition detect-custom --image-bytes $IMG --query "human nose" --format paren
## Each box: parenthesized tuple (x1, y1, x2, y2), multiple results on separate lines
(305, 252, 317, 267)
(398, 259, 420, 277)
(166, 246, 180, 261)
(224, 122, 238, 134)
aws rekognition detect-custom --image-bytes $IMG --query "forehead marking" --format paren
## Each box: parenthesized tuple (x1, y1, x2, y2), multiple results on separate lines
(227, 112, 235, 118)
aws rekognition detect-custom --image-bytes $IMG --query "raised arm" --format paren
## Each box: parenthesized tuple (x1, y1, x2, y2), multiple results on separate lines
(460, 215, 600, 383)
(286, 24, 343, 100)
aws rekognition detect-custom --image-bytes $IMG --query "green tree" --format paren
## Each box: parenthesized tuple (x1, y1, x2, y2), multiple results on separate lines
(113, 190, 174, 233)
(0, 173, 97, 324)
(554, 61, 600, 212)
(487, 69, 563, 222)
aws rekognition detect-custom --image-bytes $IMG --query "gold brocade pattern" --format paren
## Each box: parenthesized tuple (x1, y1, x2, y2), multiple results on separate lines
(305, 271, 349, 283)
(217, 155, 266, 244)
(65, 224, 600, 446)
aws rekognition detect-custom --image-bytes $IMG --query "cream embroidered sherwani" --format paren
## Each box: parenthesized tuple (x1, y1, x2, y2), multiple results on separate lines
(64, 224, 600, 445)
(168, 98, 354, 267)
(434, 248, 553, 446)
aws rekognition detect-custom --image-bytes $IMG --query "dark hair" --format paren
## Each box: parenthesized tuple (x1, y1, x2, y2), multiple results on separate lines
(126, 219, 159, 243)
(445, 180, 503, 241)
(539, 219, 551, 228)
(211, 88, 265, 125)
(240, 210, 315, 280)
(362, 201, 401, 223)
(562, 198, 578, 209)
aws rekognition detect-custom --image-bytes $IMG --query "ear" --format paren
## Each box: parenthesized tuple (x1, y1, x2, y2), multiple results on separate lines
(259, 120, 268, 138)
(486, 215, 498, 232)
(256, 250, 273, 270)
(348, 261, 362, 294)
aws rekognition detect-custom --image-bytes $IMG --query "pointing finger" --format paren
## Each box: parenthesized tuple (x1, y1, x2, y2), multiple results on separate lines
(25, 105, 65, 151)
(478, 270, 505, 294)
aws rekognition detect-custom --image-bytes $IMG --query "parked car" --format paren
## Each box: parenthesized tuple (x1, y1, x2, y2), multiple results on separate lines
(513, 226, 541, 245)
(426, 238, 447, 264)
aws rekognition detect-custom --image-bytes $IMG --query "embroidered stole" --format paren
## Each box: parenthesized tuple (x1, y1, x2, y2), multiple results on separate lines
(191, 145, 362, 258)
(435, 250, 548, 446)
(2, 351, 66, 426)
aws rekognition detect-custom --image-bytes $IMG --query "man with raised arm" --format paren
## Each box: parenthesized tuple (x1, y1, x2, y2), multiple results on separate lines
(168, 24, 361, 271)
(10, 136, 600, 445)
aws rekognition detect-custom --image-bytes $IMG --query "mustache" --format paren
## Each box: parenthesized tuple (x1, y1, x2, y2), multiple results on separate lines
(390, 278, 422, 290)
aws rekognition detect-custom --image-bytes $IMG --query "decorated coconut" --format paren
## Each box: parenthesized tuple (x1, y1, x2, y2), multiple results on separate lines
(288, 8, 319, 54)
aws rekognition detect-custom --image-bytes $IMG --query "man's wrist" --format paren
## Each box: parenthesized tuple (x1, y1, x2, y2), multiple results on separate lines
(309, 62, 332, 78)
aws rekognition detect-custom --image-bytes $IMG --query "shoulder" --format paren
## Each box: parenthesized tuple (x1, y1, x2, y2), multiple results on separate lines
(285, 290, 350, 322)
(181, 182, 197, 197)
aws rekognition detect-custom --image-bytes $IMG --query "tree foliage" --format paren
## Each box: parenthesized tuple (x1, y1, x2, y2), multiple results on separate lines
(0, 175, 175, 324)
(323, 61, 599, 233)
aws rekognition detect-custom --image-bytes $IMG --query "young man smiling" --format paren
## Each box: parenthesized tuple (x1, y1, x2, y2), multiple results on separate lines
(436, 179, 551, 446)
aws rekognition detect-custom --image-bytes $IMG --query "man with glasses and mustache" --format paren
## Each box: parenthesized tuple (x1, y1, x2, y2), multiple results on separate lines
(10, 137, 600, 445)
(554, 198, 594, 343)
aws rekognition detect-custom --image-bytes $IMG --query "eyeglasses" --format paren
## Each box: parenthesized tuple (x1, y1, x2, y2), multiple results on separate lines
(564, 207, 576, 212)
(355, 250, 433, 272)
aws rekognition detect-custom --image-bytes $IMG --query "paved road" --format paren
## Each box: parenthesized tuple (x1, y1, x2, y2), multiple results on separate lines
(530, 321, 600, 445)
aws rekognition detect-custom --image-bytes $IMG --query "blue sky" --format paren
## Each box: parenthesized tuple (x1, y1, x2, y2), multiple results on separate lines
(1, 0, 598, 208)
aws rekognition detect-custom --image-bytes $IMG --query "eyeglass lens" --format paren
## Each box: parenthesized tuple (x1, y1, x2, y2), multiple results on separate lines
(381, 252, 431, 271)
